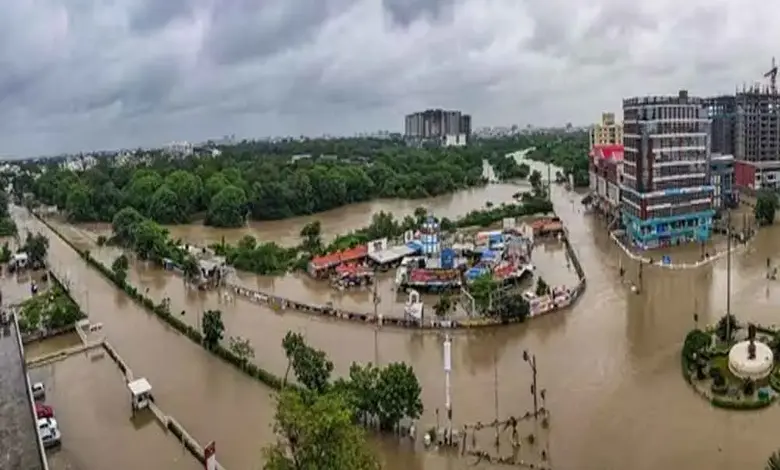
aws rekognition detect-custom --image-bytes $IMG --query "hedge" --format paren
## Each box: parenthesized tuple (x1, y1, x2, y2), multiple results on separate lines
(33, 211, 286, 392)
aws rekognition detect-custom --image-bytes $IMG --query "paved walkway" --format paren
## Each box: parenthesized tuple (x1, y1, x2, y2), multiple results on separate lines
(0, 318, 46, 470)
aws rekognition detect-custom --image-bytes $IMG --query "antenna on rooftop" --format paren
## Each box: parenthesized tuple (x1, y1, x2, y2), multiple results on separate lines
(764, 57, 778, 94)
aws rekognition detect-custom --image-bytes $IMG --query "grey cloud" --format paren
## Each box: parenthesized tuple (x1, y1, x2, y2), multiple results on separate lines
(381, 0, 456, 27)
(128, 0, 199, 32)
(0, 0, 779, 156)
(201, 0, 342, 66)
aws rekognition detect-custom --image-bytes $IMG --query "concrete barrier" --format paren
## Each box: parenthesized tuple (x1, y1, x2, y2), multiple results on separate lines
(25, 341, 105, 368)
(610, 231, 753, 270)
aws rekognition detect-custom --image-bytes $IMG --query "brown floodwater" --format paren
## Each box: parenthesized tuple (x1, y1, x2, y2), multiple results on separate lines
(19, 154, 780, 470)
(23, 333, 84, 361)
(29, 353, 201, 470)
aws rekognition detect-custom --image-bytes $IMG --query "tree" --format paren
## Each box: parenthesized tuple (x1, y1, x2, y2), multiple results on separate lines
(755, 189, 778, 226)
(201, 309, 225, 349)
(433, 293, 453, 318)
(373, 362, 423, 431)
(535, 277, 550, 296)
(492, 291, 530, 322)
(181, 256, 200, 283)
(281, 332, 334, 393)
(111, 254, 129, 283)
(23, 232, 49, 269)
(716, 314, 738, 342)
(529, 170, 542, 191)
(206, 185, 248, 228)
(0, 242, 11, 263)
(767, 450, 780, 470)
(299, 220, 323, 254)
(469, 274, 498, 313)
(262, 389, 380, 470)
(229, 336, 255, 364)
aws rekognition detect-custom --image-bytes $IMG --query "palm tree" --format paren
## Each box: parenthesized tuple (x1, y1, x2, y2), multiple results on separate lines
(767, 450, 780, 470)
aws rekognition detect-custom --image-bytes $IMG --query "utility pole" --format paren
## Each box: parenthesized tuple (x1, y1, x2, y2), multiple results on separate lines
(726, 208, 732, 342)
(493, 343, 500, 451)
(373, 276, 381, 364)
(547, 162, 552, 201)
(523, 350, 539, 419)
(443, 334, 453, 444)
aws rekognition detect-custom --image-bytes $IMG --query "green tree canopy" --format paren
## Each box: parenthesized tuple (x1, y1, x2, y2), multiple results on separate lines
(263, 389, 381, 470)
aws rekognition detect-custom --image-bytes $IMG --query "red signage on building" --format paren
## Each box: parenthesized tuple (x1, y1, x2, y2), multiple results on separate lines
(589, 144, 624, 165)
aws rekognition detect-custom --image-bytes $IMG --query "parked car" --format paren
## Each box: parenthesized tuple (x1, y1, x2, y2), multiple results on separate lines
(35, 403, 54, 419)
(31, 382, 45, 400)
(37, 418, 61, 448)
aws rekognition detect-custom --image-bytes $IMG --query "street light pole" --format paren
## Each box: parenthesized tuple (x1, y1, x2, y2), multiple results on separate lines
(443, 334, 452, 444)
(726, 208, 732, 342)
(373, 276, 381, 364)
(523, 350, 539, 419)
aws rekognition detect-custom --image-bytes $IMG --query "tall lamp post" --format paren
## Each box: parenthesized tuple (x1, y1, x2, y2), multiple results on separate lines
(523, 350, 539, 419)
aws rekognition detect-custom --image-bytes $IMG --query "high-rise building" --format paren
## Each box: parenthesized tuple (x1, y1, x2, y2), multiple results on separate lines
(621, 90, 714, 249)
(589, 112, 623, 148)
(404, 109, 471, 146)
(706, 87, 780, 191)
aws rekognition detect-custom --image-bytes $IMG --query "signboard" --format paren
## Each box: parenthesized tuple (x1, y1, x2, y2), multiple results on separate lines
(205, 441, 217, 470)
(367, 238, 388, 255)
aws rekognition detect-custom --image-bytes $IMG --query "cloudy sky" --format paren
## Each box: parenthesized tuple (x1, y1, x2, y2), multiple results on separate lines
(0, 0, 775, 156)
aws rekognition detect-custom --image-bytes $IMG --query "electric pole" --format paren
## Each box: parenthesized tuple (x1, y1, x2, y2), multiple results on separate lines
(443, 334, 453, 444)
(726, 208, 732, 341)
(523, 350, 539, 419)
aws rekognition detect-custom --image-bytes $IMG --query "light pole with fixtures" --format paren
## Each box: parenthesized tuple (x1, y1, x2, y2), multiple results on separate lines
(523, 350, 539, 419)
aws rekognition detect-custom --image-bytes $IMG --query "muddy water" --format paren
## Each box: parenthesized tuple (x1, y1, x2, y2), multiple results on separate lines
(75, 182, 530, 248)
(33, 155, 780, 470)
(12, 207, 279, 470)
(23, 333, 83, 361)
(31, 353, 201, 470)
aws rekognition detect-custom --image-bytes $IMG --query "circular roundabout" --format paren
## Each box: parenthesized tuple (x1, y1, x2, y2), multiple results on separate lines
(682, 318, 780, 410)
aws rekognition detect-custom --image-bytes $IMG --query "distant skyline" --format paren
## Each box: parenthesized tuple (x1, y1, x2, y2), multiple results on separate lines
(0, 0, 776, 157)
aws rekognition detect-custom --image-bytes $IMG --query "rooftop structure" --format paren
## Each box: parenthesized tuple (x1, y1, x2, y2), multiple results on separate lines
(621, 90, 714, 249)
(0, 314, 48, 470)
(589, 112, 623, 148)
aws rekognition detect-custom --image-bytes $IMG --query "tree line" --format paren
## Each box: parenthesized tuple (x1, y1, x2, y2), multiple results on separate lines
(110, 189, 552, 276)
(15, 139, 495, 228)
(12, 133, 585, 229)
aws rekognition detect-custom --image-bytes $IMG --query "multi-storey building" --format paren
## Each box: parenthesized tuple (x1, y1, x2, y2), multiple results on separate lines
(710, 153, 736, 211)
(706, 87, 780, 191)
(589, 112, 623, 148)
(404, 109, 471, 146)
(621, 90, 714, 249)
(588, 144, 624, 215)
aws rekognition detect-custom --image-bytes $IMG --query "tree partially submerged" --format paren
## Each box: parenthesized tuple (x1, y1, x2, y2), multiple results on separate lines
(263, 389, 381, 470)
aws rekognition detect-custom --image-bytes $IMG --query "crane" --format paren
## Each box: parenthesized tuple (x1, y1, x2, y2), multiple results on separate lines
(764, 57, 778, 94)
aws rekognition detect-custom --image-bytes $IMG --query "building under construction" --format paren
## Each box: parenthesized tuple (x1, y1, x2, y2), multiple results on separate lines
(706, 59, 780, 191)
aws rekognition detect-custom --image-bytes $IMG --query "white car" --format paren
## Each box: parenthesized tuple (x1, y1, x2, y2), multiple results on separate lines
(31, 382, 45, 400)
(37, 418, 61, 448)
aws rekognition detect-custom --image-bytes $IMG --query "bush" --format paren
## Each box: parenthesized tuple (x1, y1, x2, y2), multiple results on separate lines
(710, 395, 773, 410)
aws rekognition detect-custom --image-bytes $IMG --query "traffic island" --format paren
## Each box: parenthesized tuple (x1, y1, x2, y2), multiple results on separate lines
(681, 318, 780, 410)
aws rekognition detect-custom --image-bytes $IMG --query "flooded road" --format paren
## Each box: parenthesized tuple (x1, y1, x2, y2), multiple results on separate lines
(31, 353, 201, 470)
(29, 152, 780, 470)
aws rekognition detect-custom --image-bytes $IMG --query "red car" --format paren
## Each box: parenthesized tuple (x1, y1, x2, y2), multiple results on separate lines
(35, 403, 54, 419)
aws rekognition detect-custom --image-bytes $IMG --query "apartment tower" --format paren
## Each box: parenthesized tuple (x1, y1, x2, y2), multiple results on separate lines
(621, 90, 714, 249)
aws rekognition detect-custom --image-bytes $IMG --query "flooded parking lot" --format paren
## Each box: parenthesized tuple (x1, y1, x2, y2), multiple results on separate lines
(29, 352, 201, 470)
